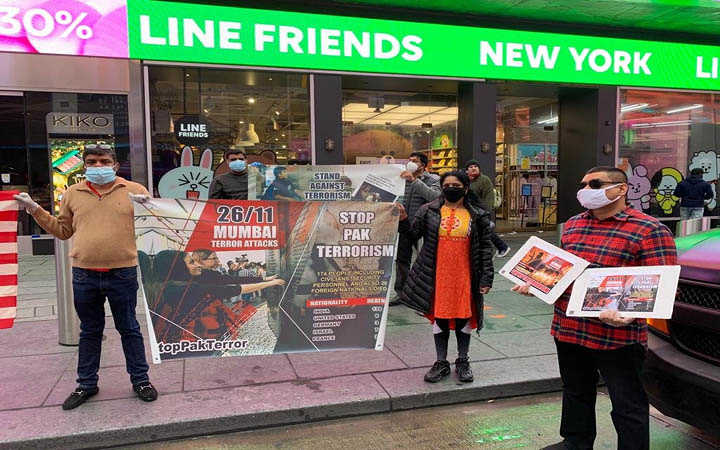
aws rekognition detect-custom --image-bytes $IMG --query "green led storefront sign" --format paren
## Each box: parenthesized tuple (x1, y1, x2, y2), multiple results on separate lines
(127, 0, 720, 90)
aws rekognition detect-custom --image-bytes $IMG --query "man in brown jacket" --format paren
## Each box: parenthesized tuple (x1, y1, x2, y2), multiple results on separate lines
(14, 145, 158, 410)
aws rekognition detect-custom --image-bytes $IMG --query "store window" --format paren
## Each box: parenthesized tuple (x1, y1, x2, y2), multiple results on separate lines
(342, 91, 458, 173)
(618, 89, 720, 217)
(11, 92, 130, 235)
(147, 67, 310, 198)
(496, 97, 558, 232)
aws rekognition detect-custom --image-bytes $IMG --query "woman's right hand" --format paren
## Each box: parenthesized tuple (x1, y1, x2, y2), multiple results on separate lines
(393, 203, 408, 221)
(511, 283, 534, 297)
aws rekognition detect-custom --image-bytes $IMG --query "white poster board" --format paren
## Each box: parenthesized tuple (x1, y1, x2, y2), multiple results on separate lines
(499, 236, 590, 304)
(567, 265, 681, 319)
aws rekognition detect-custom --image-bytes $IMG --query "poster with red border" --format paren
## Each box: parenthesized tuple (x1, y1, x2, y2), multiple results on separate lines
(134, 198, 398, 362)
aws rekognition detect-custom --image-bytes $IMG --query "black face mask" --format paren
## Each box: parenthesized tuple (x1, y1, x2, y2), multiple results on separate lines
(443, 186, 465, 203)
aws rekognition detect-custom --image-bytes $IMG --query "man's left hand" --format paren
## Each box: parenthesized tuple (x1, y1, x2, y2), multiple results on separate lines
(400, 170, 416, 182)
(598, 309, 634, 327)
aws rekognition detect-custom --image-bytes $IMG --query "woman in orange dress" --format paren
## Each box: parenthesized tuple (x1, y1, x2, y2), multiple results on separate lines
(398, 170, 494, 383)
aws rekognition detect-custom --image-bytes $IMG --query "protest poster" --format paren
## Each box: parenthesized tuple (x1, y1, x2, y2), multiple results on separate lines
(249, 164, 405, 202)
(499, 236, 590, 304)
(134, 198, 398, 362)
(567, 265, 680, 319)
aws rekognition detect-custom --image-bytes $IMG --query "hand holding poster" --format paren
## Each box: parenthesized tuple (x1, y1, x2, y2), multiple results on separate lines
(499, 236, 590, 304)
(134, 198, 398, 362)
(250, 164, 405, 202)
(567, 266, 681, 319)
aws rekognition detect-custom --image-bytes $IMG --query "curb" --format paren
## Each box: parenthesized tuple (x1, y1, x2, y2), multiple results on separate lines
(1, 375, 562, 450)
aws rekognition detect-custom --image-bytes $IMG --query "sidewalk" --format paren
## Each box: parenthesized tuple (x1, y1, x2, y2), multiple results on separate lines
(0, 235, 562, 449)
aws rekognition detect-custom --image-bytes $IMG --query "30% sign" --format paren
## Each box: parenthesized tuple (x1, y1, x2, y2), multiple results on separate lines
(0, 6, 93, 40)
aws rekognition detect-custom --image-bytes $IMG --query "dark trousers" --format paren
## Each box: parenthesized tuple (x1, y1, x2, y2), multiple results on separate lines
(490, 232, 508, 252)
(555, 339, 649, 450)
(72, 267, 150, 389)
(394, 231, 417, 293)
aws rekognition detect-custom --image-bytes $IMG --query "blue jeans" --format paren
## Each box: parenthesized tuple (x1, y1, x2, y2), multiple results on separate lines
(680, 207, 704, 220)
(72, 267, 149, 389)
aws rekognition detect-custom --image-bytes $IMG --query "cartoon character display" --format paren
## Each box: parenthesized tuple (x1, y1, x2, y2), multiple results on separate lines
(651, 167, 683, 215)
(688, 150, 719, 211)
(158, 146, 214, 200)
(626, 164, 651, 211)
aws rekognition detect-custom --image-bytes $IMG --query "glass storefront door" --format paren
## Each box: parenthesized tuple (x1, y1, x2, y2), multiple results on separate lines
(496, 97, 559, 232)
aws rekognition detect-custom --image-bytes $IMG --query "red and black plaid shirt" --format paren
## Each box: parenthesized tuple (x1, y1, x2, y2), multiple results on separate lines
(552, 207, 677, 350)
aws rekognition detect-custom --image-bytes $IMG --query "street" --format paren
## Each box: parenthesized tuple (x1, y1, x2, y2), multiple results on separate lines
(125, 391, 719, 449)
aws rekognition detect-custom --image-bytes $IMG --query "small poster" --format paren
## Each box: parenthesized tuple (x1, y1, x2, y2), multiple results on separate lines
(567, 266, 681, 319)
(499, 236, 590, 304)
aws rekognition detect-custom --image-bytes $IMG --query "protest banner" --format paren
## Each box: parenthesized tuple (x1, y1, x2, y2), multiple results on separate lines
(567, 265, 681, 319)
(499, 236, 590, 304)
(134, 198, 398, 362)
(249, 164, 405, 202)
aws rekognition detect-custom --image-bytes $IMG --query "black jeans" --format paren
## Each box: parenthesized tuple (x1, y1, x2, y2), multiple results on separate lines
(72, 267, 150, 389)
(490, 232, 508, 252)
(555, 339, 649, 450)
(394, 231, 417, 293)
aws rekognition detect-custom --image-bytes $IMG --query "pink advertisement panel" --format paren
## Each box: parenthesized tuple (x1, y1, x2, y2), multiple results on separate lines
(0, 0, 128, 58)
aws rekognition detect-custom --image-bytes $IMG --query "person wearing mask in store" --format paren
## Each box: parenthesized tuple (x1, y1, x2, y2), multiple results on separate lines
(261, 166, 303, 201)
(512, 166, 677, 450)
(674, 167, 714, 219)
(390, 152, 441, 306)
(13, 145, 158, 410)
(465, 160, 511, 258)
(209, 149, 248, 200)
(396, 170, 494, 383)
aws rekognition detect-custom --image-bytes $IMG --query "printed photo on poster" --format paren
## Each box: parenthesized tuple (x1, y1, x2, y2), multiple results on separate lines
(251, 164, 405, 202)
(567, 265, 680, 319)
(499, 236, 590, 304)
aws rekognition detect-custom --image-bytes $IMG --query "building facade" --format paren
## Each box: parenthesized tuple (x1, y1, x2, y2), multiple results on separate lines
(2, 0, 719, 251)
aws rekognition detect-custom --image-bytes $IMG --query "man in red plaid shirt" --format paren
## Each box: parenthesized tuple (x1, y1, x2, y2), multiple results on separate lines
(514, 166, 677, 450)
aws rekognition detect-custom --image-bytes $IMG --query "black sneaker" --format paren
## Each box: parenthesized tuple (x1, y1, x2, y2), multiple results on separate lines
(424, 360, 451, 383)
(62, 387, 99, 410)
(133, 382, 158, 402)
(455, 357, 474, 382)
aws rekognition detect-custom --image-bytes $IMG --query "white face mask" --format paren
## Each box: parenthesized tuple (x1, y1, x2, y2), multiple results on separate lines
(406, 161, 419, 173)
(576, 184, 622, 210)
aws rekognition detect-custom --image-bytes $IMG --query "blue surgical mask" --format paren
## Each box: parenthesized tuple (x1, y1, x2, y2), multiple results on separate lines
(229, 159, 247, 172)
(85, 166, 116, 185)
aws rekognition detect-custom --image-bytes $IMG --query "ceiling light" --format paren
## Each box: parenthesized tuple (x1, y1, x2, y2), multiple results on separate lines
(248, 97, 256, 104)
(239, 120, 244, 124)
(538, 117, 558, 124)
(666, 104, 702, 114)
(275, 111, 280, 116)
(620, 103, 648, 113)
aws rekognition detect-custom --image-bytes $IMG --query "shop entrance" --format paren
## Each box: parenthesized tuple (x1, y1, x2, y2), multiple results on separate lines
(495, 96, 559, 233)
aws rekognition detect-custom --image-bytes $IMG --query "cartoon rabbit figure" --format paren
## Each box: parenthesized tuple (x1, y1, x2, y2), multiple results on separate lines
(626, 164, 651, 211)
(158, 146, 214, 200)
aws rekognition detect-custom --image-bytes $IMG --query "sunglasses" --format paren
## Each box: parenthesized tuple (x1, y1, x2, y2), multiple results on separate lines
(578, 179, 621, 189)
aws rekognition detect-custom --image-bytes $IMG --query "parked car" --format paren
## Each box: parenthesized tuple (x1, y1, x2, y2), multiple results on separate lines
(642, 228, 720, 434)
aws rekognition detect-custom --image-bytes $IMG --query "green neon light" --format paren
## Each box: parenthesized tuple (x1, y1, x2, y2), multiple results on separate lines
(127, 1, 720, 90)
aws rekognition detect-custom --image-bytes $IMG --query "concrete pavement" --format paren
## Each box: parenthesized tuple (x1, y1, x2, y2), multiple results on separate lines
(128, 392, 719, 450)
(0, 235, 564, 449)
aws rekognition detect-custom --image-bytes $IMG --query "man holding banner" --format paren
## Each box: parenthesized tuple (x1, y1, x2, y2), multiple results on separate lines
(14, 146, 158, 410)
(391, 152, 441, 305)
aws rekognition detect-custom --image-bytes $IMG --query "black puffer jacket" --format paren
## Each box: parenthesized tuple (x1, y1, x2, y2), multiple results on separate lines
(398, 197, 494, 330)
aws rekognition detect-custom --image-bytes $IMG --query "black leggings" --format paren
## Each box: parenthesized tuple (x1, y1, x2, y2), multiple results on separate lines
(434, 318, 471, 361)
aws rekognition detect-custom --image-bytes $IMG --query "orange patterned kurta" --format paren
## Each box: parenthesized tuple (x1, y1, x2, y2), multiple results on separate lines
(433, 205, 472, 319)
